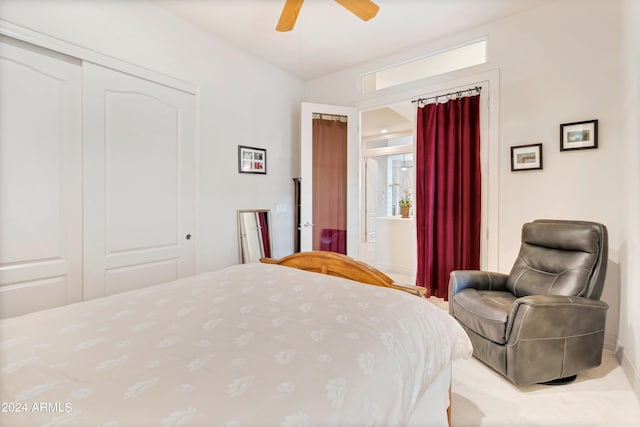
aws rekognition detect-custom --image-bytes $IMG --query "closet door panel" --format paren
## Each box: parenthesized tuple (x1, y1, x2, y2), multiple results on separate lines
(106, 92, 179, 253)
(0, 37, 82, 318)
(105, 259, 178, 296)
(83, 62, 195, 299)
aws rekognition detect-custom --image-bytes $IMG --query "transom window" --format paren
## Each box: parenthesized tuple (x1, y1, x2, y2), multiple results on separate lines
(361, 40, 487, 94)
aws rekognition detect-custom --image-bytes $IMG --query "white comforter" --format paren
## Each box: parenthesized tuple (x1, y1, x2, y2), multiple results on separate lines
(0, 263, 472, 427)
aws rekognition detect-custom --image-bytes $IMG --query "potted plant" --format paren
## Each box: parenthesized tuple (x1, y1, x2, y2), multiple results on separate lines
(399, 190, 412, 218)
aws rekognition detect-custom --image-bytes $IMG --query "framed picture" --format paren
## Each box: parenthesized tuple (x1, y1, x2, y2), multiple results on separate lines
(238, 145, 267, 174)
(511, 143, 543, 171)
(560, 119, 598, 151)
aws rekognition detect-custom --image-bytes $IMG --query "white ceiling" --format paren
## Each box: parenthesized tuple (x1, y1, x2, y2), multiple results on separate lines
(156, 0, 552, 82)
(155, 0, 551, 138)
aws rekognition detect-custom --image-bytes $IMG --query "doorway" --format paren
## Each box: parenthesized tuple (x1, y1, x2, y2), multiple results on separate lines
(360, 101, 416, 281)
(300, 103, 359, 257)
(358, 72, 499, 282)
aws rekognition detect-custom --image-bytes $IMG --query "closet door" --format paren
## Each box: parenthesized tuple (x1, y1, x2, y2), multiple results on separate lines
(0, 37, 82, 318)
(83, 62, 195, 299)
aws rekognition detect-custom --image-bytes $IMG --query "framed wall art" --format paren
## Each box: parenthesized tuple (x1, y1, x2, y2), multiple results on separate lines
(511, 143, 543, 172)
(238, 145, 267, 174)
(560, 119, 598, 151)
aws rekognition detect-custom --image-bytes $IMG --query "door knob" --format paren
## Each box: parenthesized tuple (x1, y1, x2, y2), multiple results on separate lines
(185, 234, 192, 240)
(303, 222, 314, 228)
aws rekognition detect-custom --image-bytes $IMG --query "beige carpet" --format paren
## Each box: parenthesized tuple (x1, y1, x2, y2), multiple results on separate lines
(416, 295, 640, 426)
(451, 342, 640, 427)
(368, 264, 640, 426)
(420, 296, 640, 426)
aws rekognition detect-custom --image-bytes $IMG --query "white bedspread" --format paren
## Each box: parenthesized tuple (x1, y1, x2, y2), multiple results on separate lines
(0, 263, 472, 427)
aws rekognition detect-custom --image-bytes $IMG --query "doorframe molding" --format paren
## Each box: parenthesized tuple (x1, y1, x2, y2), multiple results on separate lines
(0, 20, 197, 95)
(358, 69, 500, 272)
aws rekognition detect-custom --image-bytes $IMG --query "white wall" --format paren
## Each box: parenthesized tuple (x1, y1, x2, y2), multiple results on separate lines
(0, 0, 303, 271)
(620, 0, 640, 401)
(305, 0, 627, 361)
(489, 0, 623, 353)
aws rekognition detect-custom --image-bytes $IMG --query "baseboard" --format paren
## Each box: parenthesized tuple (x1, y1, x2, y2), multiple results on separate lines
(616, 344, 640, 404)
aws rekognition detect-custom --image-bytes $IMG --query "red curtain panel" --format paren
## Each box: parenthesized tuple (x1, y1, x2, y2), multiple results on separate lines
(415, 94, 481, 299)
(257, 211, 271, 258)
(312, 117, 347, 254)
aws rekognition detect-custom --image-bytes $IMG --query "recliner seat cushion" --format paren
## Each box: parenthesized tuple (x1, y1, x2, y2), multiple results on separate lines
(451, 289, 516, 344)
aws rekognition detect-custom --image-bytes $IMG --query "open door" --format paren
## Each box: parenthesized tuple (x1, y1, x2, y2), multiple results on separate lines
(300, 103, 358, 257)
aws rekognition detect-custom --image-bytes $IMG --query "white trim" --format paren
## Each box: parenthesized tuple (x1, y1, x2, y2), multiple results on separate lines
(0, 20, 197, 95)
(358, 69, 500, 272)
(617, 343, 640, 403)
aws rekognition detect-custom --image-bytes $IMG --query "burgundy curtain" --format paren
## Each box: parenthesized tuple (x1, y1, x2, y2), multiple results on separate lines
(415, 94, 481, 299)
(312, 117, 347, 254)
(257, 212, 271, 258)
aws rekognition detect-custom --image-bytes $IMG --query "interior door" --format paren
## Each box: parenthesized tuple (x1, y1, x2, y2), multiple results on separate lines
(83, 62, 196, 299)
(0, 37, 82, 318)
(300, 103, 358, 256)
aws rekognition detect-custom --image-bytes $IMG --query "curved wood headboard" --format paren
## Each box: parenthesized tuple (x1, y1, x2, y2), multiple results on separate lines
(260, 251, 425, 297)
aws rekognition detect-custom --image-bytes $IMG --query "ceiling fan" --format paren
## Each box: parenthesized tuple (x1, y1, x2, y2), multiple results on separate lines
(276, 0, 380, 32)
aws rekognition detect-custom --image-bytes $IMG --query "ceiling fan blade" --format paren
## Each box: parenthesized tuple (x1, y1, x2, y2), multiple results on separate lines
(276, 0, 304, 32)
(334, 0, 379, 22)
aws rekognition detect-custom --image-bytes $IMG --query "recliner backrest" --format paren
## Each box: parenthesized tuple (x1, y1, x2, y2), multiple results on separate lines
(506, 220, 608, 299)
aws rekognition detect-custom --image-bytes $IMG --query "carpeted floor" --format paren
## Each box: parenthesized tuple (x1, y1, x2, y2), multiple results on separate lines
(363, 258, 640, 426)
(422, 295, 640, 427)
(451, 351, 640, 426)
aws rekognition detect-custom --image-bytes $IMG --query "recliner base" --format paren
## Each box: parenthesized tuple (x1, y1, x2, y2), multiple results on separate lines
(539, 375, 577, 385)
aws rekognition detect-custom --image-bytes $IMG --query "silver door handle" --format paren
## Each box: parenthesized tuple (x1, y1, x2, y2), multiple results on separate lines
(303, 221, 314, 228)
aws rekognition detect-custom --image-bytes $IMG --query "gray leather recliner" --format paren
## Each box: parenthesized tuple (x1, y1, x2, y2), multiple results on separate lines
(448, 219, 609, 385)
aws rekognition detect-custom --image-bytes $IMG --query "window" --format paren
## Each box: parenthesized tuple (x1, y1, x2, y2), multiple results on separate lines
(361, 40, 487, 94)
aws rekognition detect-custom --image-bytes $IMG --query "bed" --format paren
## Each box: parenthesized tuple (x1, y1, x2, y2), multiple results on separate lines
(0, 251, 472, 427)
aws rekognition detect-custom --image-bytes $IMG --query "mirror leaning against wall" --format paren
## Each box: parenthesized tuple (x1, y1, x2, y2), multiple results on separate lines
(237, 209, 273, 263)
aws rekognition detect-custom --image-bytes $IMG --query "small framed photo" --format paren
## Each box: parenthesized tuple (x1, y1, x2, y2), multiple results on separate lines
(511, 143, 543, 171)
(238, 145, 267, 174)
(560, 119, 598, 151)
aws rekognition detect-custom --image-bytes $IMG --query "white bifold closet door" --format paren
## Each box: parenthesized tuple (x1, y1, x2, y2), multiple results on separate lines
(0, 39, 196, 317)
(0, 37, 83, 318)
(82, 62, 195, 300)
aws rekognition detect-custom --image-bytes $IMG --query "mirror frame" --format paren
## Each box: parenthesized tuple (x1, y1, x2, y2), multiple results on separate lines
(237, 209, 273, 263)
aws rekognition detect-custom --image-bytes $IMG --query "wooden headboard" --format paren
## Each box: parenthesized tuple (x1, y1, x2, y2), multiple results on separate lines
(260, 251, 425, 297)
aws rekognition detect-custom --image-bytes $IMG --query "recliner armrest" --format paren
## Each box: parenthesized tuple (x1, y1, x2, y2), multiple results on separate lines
(506, 295, 609, 343)
(448, 270, 508, 314)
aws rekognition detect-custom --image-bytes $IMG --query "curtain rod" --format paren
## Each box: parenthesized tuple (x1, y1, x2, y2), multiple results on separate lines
(411, 86, 481, 105)
(312, 113, 348, 122)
